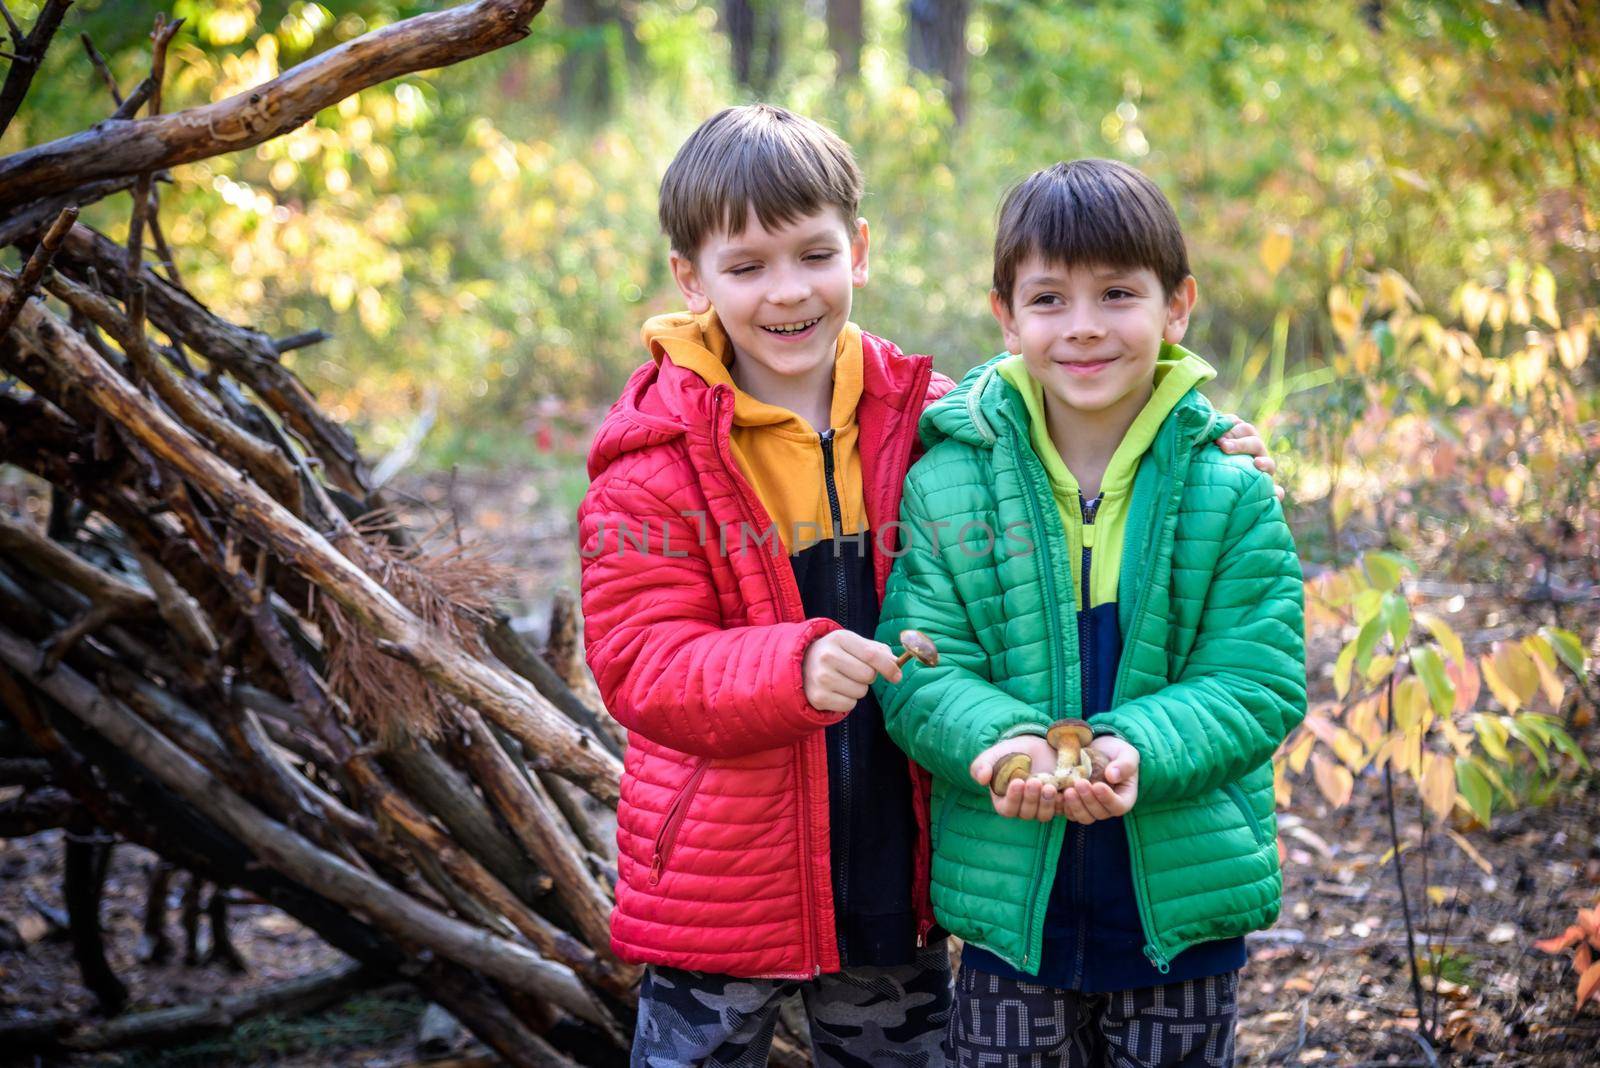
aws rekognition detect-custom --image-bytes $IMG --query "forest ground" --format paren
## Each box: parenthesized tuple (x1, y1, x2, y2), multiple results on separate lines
(2, 460, 1596, 1067)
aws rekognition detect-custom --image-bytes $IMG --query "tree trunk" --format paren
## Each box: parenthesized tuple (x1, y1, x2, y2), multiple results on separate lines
(907, 0, 970, 122)
(827, 0, 863, 81)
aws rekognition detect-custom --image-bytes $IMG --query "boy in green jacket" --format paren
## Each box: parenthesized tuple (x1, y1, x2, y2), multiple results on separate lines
(874, 159, 1307, 1066)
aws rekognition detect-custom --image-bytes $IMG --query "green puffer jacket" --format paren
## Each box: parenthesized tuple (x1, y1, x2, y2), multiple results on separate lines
(874, 352, 1306, 974)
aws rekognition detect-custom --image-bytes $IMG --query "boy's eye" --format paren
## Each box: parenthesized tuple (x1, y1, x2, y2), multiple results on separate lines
(1104, 288, 1135, 301)
(805, 250, 836, 262)
(728, 264, 761, 276)
(1029, 293, 1062, 306)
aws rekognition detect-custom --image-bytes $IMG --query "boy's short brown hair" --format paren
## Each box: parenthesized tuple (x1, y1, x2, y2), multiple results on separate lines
(992, 159, 1190, 305)
(659, 104, 863, 258)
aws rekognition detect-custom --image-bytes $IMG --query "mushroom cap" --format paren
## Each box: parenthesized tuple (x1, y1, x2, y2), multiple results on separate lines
(990, 752, 1033, 797)
(1046, 718, 1094, 750)
(898, 629, 939, 667)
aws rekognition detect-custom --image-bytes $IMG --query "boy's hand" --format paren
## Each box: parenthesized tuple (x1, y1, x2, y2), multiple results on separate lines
(803, 631, 903, 713)
(1058, 737, 1140, 824)
(1216, 419, 1285, 502)
(971, 735, 1061, 822)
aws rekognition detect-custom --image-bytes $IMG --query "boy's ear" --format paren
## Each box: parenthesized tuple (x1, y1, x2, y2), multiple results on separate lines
(669, 250, 712, 315)
(989, 289, 1022, 354)
(1163, 276, 1198, 345)
(851, 217, 870, 288)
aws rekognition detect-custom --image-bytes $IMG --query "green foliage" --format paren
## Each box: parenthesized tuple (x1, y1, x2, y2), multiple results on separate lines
(8, 0, 1594, 472)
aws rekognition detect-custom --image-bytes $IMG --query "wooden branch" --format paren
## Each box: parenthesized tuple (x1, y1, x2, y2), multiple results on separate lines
(5, 960, 379, 1053)
(0, 755, 53, 785)
(487, 615, 624, 759)
(0, 175, 138, 249)
(0, 0, 71, 138)
(0, 205, 77, 340)
(43, 265, 306, 514)
(0, 0, 549, 209)
(79, 33, 120, 105)
(273, 329, 331, 354)
(0, 625, 613, 1028)
(0, 784, 74, 836)
(56, 224, 375, 497)
(124, 14, 182, 354)
(384, 742, 556, 902)
(64, 811, 129, 1013)
(5, 281, 622, 804)
(453, 712, 621, 965)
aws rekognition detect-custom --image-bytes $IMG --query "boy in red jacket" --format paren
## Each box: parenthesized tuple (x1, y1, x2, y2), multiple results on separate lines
(577, 104, 1275, 1066)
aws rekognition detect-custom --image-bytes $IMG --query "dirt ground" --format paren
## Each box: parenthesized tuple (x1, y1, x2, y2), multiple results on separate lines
(2, 464, 1597, 1066)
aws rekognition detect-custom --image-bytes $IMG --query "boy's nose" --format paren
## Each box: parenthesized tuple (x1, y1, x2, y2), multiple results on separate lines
(1061, 310, 1106, 343)
(767, 272, 813, 305)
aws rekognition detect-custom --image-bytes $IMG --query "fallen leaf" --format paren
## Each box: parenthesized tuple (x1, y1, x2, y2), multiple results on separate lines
(1488, 923, 1518, 944)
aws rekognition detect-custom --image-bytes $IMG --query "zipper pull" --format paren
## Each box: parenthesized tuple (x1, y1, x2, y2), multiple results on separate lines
(648, 853, 665, 886)
(1143, 943, 1171, 973)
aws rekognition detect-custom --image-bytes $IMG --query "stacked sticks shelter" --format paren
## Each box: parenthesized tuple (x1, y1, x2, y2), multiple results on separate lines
(0, 2, 821, 1063)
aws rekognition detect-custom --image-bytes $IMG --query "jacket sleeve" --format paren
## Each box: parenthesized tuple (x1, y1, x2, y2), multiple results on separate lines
(1091, 469, 1307, 804)
(578, 470, 844, 758)
(873, 464, 1049, 792)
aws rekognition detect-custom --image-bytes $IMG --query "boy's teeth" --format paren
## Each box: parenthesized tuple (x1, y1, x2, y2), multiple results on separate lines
(765, 318, 820, 335)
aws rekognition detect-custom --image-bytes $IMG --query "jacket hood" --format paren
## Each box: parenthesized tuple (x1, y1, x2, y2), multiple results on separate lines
(919, 344, 1225, 457)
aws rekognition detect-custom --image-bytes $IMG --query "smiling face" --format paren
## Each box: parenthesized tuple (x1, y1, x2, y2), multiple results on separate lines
(669, 206, 869, 387)
(991, 256, 1197, 427)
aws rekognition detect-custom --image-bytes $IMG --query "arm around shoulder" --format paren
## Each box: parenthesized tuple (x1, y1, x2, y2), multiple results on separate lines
(578, 471, 844, 758)
(1092, 466, 1306, 804)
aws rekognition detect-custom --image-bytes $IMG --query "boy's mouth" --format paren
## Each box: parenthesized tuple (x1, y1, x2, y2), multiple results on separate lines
(760, 317, 822, 338)
(1056, 356, 1116, 376)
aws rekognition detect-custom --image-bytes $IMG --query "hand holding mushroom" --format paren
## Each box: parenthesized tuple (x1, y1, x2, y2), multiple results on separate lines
(970, 734, 1063, 822)
(987, 718, 1109, 796)
(1056, 736, 1140, 825)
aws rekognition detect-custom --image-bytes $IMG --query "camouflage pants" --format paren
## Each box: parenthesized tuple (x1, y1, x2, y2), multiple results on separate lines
(630, 944, 953, 1067)
(950, 967, 1239, 1068)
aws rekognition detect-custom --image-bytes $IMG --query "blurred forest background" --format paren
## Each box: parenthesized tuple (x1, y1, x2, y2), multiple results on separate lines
(3, 0, 1599, 1063)
(7, 0, 1594, 504)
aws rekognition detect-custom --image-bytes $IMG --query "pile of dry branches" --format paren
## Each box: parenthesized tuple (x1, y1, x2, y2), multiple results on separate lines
(0, 2, 699, 1063)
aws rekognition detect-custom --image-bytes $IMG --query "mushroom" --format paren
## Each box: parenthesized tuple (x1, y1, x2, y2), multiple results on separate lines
(1045, 718, 1096, 786)
(895, 630, 939, 669)
(990, 751, 1034, 797)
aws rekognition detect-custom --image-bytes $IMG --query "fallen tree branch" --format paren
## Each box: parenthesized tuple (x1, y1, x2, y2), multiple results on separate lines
(0, 0, 550, 209)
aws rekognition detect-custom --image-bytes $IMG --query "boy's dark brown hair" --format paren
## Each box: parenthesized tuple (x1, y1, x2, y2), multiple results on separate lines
(659, 104, 863, 258)
(992, 159, 1190, 305)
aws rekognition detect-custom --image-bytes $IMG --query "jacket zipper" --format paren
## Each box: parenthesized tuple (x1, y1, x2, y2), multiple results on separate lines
(649, 760, 709, 885)
(710, 388, 821, 974)
(1071, 490, 1101, 989)
(820, 426, 851, 962)
(1109, 427, 1192, 974)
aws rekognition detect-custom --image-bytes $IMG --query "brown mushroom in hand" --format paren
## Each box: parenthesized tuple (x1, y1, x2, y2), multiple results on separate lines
(990, 752, 1033, 797)
(1046, 718, 1096, 785)
(895, 630, 939, 669)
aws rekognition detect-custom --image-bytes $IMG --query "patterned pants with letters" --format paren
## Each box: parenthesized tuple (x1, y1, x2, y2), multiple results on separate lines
(950, 967, 1238, 1068)
(630, 945, 953, 1067)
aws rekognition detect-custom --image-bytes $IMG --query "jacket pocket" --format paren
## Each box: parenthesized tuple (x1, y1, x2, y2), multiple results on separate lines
(649, 760, 709, 886)
(1224, 782, 1267, 849)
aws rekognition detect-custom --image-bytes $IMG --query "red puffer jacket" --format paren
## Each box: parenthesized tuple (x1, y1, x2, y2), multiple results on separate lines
(578, 329, 952, 977)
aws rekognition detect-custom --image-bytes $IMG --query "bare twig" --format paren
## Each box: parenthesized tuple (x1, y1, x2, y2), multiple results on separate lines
(125, 14, 183, 349)
(79, 33, 120, 105)
(0, 0, 71, 137)
(273, 329, 332, 354)
(0, 206, 78, 341)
